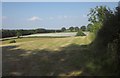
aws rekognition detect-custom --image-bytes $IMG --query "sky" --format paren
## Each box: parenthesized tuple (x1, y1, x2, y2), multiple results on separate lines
(1, 0, 119, 2)
(2, 2, 118, 29)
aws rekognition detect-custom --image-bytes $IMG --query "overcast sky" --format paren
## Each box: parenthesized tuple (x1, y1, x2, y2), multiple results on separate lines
(2, 2, 117, 29)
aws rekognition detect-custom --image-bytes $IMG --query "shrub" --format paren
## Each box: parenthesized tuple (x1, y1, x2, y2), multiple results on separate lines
(76, 30, 86, 36)
(9, 40, 16, 43)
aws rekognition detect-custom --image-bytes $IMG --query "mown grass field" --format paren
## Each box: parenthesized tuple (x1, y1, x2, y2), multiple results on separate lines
(2, 33, 95, 76)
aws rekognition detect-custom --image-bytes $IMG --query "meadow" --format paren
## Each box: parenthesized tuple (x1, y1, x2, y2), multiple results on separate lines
(1, 32, 96, 76)
(1, 2, 120, 76)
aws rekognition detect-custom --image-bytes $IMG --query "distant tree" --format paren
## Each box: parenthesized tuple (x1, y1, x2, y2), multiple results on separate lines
(0, 30, 2, 38)
(61, 27, 66, 32)
(16, 31, 22, 38)
(80, 26, 86, 31)
(2, 30, 16, 38)
(69, 27, 74, 32)
(35, 28, 46, 33)
(75, 27, 79, 31)
(1, 28, 62, 38)
(87, 23, 93, 32)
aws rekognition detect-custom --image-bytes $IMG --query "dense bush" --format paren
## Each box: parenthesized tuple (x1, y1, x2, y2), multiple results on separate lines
(76, 30, 86, 36)
(9, 40, 16, 43)
(90, 4, 120, 75)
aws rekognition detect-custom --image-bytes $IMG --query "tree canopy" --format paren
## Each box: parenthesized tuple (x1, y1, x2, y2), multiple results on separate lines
(61, 27, 66, 32)
(87, 6, 110, 34)
(80, 26, 86, 31)
(69, 27, 74, 32)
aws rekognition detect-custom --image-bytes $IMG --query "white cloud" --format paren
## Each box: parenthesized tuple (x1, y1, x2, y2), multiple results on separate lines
(63, 15, 68, 19)
(45, 15, 79, 20)
(28, 16, 43, 21)
(57, 15, 81, 19)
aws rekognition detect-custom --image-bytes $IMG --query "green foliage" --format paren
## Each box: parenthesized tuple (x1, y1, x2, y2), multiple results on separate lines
(91, 22, 101, 34)
(2, 29, 62, 38)
(16, 31, 22, 38)
(87, 23, 101, 34)
(76, 30, 86, 36)
(61, 27, 66, 32)
(91, 4, 120, 75)
(87, 24, 93, 32)
(80, 26, 86, 31)
(75, 27, 79, 31)
(9, 40, 16, 43)
(87, 6, 109, 34)
(35, 28, 46, 33)
(88, 6, 108, 23)
(2, 30, 16, 38)
(69, 27, 74, 32)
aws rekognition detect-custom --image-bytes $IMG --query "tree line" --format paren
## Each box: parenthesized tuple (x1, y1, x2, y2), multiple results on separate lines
(61, 26, 87, 32)
(1, 25, 88, 38)
(1, 29, 62, 38)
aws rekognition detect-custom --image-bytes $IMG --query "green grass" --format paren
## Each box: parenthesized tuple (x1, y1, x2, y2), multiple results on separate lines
(1, 33, 93, 50)
(2, 33, 97, 76)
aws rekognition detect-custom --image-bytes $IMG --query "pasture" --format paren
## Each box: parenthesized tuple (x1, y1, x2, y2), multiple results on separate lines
(1, 32, 95, 76)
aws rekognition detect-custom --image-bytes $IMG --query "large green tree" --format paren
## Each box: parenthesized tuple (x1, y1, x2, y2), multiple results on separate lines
(87, 6, 109, 34)
(91, 3, 120, 75)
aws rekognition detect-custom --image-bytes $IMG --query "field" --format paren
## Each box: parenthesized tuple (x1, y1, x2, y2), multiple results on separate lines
(1, 32, 95, 76)
(22, 32, 77, 37)
(0, 32, 77, 41)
